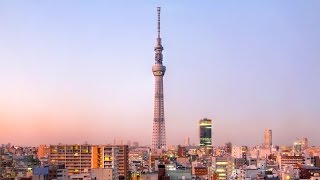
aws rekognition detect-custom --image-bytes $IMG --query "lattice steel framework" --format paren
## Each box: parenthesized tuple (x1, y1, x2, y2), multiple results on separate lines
(152, 7, 166, 150)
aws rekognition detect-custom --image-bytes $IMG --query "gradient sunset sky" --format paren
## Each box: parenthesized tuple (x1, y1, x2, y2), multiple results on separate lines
(0, 1, 319, 146)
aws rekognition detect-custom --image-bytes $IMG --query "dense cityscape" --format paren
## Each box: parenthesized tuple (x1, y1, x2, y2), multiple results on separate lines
(1, 126, 320, 180)
(1, 2, 320, 180)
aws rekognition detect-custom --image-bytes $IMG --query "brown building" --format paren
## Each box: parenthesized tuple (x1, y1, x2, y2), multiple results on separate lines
(298, 164, 320, 179)
(49, 144, 92, 175)
(177, 146, 187, 158)
(37, 145, 50, 159)
(314, 156, 320, 167)
(92, 145, 129, 179)
(114, 145, 129, 179)
(278, 155, 304, 169)
(194, 167, 208, 176)
(158, 164, 170, 180)
(49, 144, 129, 178)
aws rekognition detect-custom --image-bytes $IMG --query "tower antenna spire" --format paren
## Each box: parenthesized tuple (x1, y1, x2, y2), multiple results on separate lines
(157, 7, 161, 38)
(152, 6, 166, 151)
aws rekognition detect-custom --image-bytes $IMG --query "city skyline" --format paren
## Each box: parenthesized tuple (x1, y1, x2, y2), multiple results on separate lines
(0, 1, 320, 146)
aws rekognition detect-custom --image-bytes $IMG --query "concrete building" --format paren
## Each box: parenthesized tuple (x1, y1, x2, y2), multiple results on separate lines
(69, 173, 94, 179)
(152, 7, 167, 151)
(49, 144, 128, 178)
(32, 165, 68, 180)
(293, 140, 303, 154)
(49, 144, 92, 175)
(302, 138, 309, 150)
(113, 145, 129, 179)
(264, 129, 272, 149)
(199, 118, 212, 147)
(92, 145, 119, 179)
(277, 155, 305, 169)
(184, 137, 190, 147)
(212, 157, 234, 180)
(224, 142, 232, 154)
(91, 168, 116, 180)
(92, 145, 128, 179)
(37, 145, 50, 159)
(232, 146, 248, 159)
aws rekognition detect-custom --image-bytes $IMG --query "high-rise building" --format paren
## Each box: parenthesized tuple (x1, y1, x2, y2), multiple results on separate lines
(184, 137, 190, 147)
(113, 145, 129, 179)
(37, 145, 50, 159)
(302, 138, 309, 150)
(92, 145, 119, 179)
(293, 140, 302, 154)
(152, 7, 166, 151)
(92, 145, 129, 179)
(49, 144, 129, 178)
(49, 144, 92, 175)
(212, 156, 235, 180)
(224, 142, 232, 154)
(264, 129, 272, 149)
(199, 118, 212, 147)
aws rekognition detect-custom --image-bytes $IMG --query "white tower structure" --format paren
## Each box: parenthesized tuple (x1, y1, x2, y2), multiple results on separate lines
(152, 7, 166, 150)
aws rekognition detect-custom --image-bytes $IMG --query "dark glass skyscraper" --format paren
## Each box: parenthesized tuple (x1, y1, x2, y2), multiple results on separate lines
(199, 118, 212, 147)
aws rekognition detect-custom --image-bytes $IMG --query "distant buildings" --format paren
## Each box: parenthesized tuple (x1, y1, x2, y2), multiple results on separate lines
(293, 138, 309, 154)
(184, 137, 190, 147)
(224, 142, 232, 154)
(199, 118, 212, 147)
(132, 142, 139, 148)
(264, 129, 272, 149)
(232, 146, 248, 159)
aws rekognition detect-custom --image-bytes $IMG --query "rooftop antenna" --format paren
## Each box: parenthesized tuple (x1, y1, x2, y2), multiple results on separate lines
(157, 7, 161, 38)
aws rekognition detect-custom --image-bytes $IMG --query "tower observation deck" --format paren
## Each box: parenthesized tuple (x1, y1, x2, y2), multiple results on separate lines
(152, 7, 166, 150)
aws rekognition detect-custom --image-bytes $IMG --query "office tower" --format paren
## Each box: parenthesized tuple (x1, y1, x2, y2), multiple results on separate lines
(114, 145, 129, 179)
(225, 142, 232, 154)
(293, 140, 302, 154)
(152, 7, 166, 151)
(264, 129, 272, 149)
(92, 145, 119, 179)
(49, 144, 92, 175)
(92, 145, 129, 179)
(199, 118, 212, 147)
(37, 145, 50, 159)
(302, 138, 309, 150)
(184, 137, 190, 146)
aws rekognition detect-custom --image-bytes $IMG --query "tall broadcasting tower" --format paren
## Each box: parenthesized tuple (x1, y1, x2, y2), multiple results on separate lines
(152, 7, 166, 150)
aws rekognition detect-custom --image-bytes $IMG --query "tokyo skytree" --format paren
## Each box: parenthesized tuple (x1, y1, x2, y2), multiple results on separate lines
(152, 7, 166, 150)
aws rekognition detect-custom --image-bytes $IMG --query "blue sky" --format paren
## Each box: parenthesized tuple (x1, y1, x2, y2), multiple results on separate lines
(0, 1, 319, 146)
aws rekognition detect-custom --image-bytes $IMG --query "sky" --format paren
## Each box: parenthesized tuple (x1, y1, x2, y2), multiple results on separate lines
(0, 1, 319, 147)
